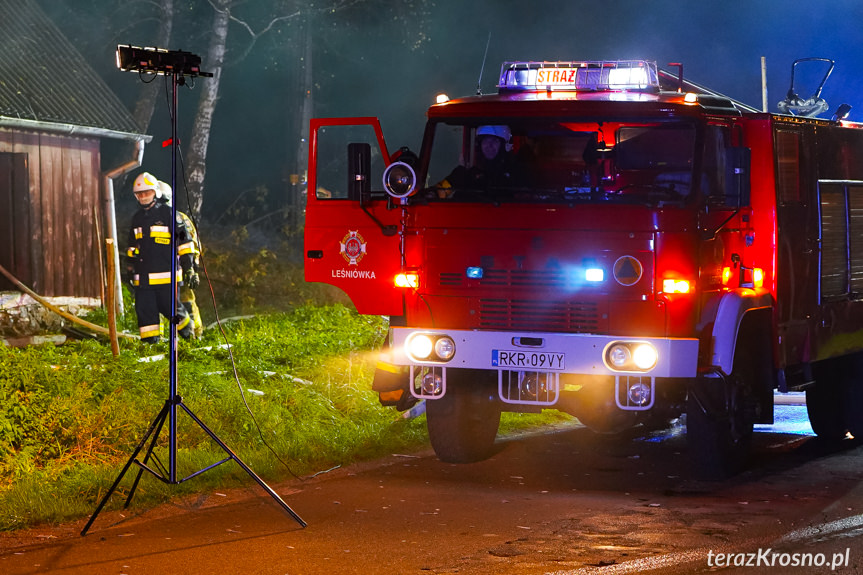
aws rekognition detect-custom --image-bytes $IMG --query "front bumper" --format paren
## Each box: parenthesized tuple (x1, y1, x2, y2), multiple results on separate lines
(389, 327, 698, 377)
(389, 327, 699, 409)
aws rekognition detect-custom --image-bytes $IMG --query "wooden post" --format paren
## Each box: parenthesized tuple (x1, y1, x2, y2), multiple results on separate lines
(105, 239, 120, 356)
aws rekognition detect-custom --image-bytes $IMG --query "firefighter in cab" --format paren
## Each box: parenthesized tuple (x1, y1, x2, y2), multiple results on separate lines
(126, 171, 195, 343)
(437, 125, 523, 197)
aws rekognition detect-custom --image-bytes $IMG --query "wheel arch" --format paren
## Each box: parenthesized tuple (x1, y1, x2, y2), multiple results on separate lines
(707, 288, 775, 376)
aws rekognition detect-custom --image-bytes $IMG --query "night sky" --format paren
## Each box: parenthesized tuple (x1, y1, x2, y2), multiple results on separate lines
(43, 0, 863, 220)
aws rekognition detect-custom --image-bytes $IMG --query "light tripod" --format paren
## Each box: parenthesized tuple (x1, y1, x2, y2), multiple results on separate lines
(82, 47, 305, 535)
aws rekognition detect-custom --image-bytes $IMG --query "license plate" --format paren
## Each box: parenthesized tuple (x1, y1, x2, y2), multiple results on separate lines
(492, 350, 565, 371)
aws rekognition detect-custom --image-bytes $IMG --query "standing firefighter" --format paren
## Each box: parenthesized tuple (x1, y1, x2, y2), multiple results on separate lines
(126, 172, 194, 343)
(157, 180, 203, 338)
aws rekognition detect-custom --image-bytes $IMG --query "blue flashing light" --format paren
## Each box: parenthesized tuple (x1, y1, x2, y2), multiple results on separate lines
(585, 268, 605, 282)
(466, 266, 484, 279)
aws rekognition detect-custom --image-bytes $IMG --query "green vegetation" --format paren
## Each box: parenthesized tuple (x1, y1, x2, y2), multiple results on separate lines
(0, 303, 565, 531)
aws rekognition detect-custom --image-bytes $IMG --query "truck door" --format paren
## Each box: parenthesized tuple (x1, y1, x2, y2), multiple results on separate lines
(699, 123, 752, 291)
(304, 118, 404, 315)
(774, 126, 817, 367)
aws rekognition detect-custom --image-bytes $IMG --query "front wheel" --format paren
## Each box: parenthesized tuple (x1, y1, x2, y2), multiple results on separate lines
(686, 376, 753, 479)
(426, 369, 501, 463)
(686, 327, 767, 479)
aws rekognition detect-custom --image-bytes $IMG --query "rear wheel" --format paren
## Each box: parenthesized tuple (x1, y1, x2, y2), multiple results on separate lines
(807, 351, 863, 440)
(426, 369, 501, 463)
(806, 357, 848, 440)
(844, 352, 863, 438)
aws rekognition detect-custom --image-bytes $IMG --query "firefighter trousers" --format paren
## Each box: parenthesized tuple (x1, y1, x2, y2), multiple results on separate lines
(180, 285, 203, 338)
(134, 286, 192, 343)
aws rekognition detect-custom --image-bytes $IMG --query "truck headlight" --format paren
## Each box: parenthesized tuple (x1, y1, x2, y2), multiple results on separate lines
(407, 333, 433, 360)
(434, 337, 455, 360)
(608, 344, 631, 368)
(604, 341, 658, 372)
(405, 333, 456, 363)
(632, 344, 658, 370)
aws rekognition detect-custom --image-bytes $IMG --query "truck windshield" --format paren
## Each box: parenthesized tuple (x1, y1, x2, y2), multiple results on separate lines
(422, 119, 697, 207)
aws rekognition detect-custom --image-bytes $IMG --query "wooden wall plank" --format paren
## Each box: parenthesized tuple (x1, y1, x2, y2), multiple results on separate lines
(11, 154, 31, 286)
(41, 133, 64, 296)
(63, 144, 81, 296)
(81, 140, 103, 298)
(0, 154, 15, 290)
(13, 130, 43, 293)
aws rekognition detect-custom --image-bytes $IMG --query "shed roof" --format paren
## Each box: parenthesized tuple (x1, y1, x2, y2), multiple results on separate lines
(0, 0, 143, 139)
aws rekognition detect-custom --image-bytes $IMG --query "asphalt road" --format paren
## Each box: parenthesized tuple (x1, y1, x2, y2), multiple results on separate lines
(3, 402, 863, 574)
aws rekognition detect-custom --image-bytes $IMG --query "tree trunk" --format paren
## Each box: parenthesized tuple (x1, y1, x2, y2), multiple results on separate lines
(184, 0, 230, 220)
(116, 0, 174, 189)
(132, 0, 174, 133)
(291, 17, 313, 230)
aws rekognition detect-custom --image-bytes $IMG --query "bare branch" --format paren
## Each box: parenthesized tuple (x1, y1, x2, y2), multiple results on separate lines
(205, 0, 302, 65)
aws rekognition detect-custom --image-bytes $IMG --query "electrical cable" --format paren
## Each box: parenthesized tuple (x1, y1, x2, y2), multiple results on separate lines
(138, 70, 158, 84)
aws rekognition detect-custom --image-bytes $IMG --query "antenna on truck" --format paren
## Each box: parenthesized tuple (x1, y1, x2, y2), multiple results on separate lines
(476, 31, 492, 95)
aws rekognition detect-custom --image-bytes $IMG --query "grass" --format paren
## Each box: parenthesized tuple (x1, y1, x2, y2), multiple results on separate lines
(0, 303, 566, 531)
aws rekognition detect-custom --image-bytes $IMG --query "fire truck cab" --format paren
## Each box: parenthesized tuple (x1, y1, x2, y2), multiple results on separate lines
(304, 59, 863, 477)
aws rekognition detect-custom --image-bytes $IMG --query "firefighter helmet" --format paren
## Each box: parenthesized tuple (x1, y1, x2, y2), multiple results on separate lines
(157, 180, 172, 204)
(476, 125, 512, 150)
(133, 172, 160, 195)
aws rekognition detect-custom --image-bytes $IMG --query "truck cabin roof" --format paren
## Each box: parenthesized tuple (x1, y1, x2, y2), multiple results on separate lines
(428, 60, 750, 120)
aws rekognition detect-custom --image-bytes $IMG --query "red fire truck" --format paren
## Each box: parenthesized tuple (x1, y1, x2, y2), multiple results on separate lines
(304, 59, 863, 477)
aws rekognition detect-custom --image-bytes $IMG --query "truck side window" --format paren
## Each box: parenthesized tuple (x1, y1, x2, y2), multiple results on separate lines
(702, 124, 729, 204)
(775, 130, 802, 204)
(314, 125, 387, 200)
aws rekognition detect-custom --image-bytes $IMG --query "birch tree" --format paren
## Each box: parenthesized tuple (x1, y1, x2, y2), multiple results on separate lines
(131, 0, 175, 134)
(183, 0, 230, 219)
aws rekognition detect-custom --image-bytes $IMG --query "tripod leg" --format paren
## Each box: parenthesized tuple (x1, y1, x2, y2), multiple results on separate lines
(178, 401, 307, 528)
(125, 401, 171, 508)
(81, 403, 169, 536)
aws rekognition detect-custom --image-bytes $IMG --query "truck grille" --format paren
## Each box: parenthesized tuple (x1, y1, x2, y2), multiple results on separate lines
(437, 269, 593, 290)
(481, 269, 571, 288)
(478, 298, 601, 333)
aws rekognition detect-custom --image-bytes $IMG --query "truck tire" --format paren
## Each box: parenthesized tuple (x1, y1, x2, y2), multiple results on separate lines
(426, 369, 501, 463)
(806, 357, 848, 440)
(808, 351, 863, 440)
(686, 330, 763, 479)
(843, 351, 863, 438)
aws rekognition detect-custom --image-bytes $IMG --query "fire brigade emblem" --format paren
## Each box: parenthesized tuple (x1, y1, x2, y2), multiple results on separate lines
(613, 255, 643, 286)
(340, 230, 367, 265)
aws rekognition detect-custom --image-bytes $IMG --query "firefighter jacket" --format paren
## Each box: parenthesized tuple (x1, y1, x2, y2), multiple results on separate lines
(126, 202, 195, 288)
(177, 211, 201, 271)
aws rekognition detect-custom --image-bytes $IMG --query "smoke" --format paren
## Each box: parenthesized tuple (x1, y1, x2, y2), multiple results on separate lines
(423, 0, 863, 115)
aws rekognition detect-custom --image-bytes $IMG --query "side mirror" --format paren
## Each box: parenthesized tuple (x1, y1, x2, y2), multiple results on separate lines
(724, 147, 751, 207)
(347, 142, 371, 203)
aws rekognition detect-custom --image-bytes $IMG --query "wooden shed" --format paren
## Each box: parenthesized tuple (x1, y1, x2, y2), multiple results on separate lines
(0, 0, 146, 301)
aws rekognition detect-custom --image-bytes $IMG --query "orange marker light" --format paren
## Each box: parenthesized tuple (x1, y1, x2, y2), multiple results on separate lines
(395, 273, 419, 288)
(753, 268, 764, 288)
(662, 278, 691, 294)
